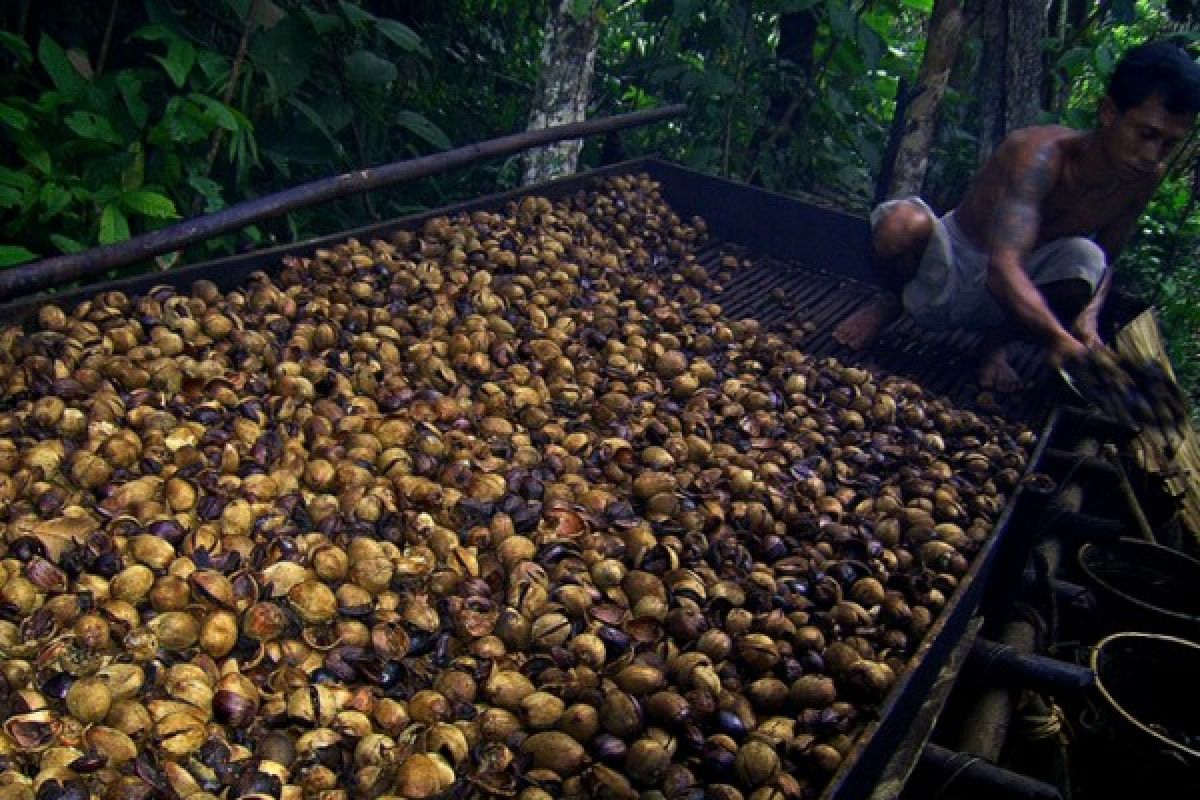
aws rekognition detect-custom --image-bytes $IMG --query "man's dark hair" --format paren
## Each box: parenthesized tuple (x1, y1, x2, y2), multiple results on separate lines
(1108, 41, 1200, 115)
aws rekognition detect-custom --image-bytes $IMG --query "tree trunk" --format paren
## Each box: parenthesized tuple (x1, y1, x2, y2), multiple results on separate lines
(887, 0, 966, 199)
(1042, 0, 1091, 112)
(978, 0, 1047, 163)
(747, 9, 818, 185)
(920, 0, 985, 211)
(1046, 0, 1094, 113)
(761, 10, 819, 132)
(521, 0, 600, 185)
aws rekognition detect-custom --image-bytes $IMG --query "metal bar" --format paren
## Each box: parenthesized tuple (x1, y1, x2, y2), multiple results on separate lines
(968, 638, 1095, 693)
(1042, 448, 1119, 478)
(958, 618, 1038, 760)
(0, 105, 687, 302)
(1046, 510, 1127, 541)
(1109, 451, 1159, 544)
(913, 744, 1063, 800)
(957, 430, 1093, 764)
(869, 618, 985, 800)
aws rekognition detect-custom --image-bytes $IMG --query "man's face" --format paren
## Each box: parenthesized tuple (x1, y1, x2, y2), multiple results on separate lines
(1099, 93, 1194, 183)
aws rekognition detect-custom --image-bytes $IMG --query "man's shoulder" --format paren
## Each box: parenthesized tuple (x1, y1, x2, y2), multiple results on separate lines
(999, 125, 1084, 155)
(988, 126, 1083, 179)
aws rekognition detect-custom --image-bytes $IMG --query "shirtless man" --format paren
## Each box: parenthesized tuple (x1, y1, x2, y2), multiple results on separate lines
(833, 41, 1200, 391)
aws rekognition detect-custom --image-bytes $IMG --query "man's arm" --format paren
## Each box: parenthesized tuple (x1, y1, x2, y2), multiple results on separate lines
(1073, 270, 1111, 348)
(1077, 192, 1152, 346)
(984, 144, 1086, 363)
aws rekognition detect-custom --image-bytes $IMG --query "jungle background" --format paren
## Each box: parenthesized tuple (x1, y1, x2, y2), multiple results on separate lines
(0, 0, 1197, 402)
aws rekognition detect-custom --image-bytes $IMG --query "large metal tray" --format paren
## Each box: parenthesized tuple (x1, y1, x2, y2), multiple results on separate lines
(0, 158, 1115, 798)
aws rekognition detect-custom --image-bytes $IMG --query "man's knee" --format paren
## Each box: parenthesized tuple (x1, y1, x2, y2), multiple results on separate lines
(1060, 237, 1107, 273)
(1036, 237, 1107, 322)
(872, 201, 934, 260)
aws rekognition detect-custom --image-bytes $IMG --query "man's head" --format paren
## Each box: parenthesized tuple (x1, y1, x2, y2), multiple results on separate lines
(1098, 41, 1200, 182)
(1107, 41, 1200, 115)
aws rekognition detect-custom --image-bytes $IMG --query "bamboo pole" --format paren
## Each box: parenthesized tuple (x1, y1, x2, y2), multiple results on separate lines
(0, 104, 687, 302)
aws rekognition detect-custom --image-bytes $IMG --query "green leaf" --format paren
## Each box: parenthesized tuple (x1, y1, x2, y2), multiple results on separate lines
(394, 110, 451, 150)
(17, 141, 52, 175)
(49, 234, 85, 254)
(250, 16, 312, 96)
(567, 0, 593, 22)
(38, 34, 86, 95)
(122, 190, 179, 219)
(302, 8, 344, 35)
(187, 175, 225, 212)
(67, 48, 94, 80)
(344, 50, 398, 86)
(339, 1, 376, 27)
(0, 103, 30, 131)
(253, 1, 286, 30)
(0, 31, 32, 65)
(1056, 47, 1092, 73)
(0, 167, 35, 191)
(130, 24, 175, 42)
(377, 19, 428, 56)
(195, 50, 230, 83)
(899, 0, 933, 11)
(157, 97, 209, 143)
(826, 0, 854, 36)
(115, 72, 149, 128)
(287, 97, 347, 153)
(0, 187, 22, 210)
(154, 38, 195, 88)
(65, 110, 124, 144)
(39, 184, 72, 217)
(0, 246, 37, 267)
(222, 0, 252, 21)
(122, 143, 146, 191)
(99, 204, 130, 244)
(189, 93, 241, 132)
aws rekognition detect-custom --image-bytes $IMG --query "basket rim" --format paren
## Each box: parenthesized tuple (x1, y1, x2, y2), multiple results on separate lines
(1090, 631, 1200, 760)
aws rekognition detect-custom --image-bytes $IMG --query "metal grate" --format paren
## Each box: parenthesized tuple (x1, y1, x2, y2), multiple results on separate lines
(685, 246, 1068, 427)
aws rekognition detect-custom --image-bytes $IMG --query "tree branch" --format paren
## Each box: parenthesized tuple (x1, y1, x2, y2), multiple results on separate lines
(96, 0, 119, 76)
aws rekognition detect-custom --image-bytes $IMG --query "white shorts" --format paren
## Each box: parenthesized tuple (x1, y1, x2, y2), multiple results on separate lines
(874, 197, 1109, 330)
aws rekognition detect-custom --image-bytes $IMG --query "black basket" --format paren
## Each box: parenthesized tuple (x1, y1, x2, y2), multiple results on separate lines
(1077, 538, 1200, 641)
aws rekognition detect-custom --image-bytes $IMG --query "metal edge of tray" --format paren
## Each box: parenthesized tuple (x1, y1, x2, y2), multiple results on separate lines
(821, 407, 1063, 800)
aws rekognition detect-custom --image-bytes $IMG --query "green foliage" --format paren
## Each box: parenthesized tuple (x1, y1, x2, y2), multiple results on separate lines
(0, 0, 448, 263)
(593, 0, 930, 208)
(0, 21, 249, 263)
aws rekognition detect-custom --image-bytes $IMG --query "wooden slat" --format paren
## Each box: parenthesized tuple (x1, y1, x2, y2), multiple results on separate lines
(1114, 310, 1200, 546)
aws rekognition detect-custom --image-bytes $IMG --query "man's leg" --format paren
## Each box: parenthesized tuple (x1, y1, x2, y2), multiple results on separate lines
(979, 331, 1024, 392)
(1041, 278, 1093, 328)
(833, 201, 934, 349)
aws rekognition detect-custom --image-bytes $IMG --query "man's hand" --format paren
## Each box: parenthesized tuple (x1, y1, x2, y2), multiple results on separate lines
(1047, 334, 1088, 371)
(1073, 316, 1103, 350)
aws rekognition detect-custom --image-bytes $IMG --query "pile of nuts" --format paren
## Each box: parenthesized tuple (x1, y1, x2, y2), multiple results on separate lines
(0, 174, 1034, 800)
